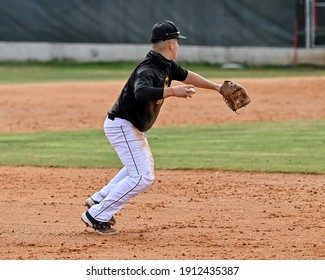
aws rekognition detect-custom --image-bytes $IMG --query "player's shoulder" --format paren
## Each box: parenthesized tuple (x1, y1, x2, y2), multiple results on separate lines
(135, 59, 160, 76)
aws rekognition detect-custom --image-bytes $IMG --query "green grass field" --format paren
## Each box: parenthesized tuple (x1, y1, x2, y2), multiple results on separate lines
(0, 120, 324, 174)
(0, 62, 324, 84)
(0, 62, 324, 174)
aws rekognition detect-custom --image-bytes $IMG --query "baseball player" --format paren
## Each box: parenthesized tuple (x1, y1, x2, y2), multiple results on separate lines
(82, 20, 223, 234)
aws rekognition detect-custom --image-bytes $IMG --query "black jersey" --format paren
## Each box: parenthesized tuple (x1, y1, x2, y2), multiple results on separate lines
(108, 50, 188, 132)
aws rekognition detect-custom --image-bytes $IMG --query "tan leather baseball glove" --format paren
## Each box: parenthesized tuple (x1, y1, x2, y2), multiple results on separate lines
(220, 80, 251, 113)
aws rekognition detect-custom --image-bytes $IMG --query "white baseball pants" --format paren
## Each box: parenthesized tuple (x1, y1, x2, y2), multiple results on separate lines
(88, 117, 155, 222)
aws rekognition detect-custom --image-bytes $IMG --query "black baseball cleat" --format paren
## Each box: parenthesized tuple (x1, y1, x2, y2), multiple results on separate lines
(84, 198, 117, 225)
(81, 211, 118, 235)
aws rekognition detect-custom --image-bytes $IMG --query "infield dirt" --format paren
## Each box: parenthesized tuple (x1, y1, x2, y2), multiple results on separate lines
(0, 77, 324, 259)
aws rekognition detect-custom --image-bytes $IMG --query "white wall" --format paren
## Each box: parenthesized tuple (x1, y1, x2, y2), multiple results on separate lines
(0, 42, 324, 66)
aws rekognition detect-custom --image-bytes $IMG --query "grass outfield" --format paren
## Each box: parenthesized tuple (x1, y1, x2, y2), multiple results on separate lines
(0, 62, 325, 84)
(0, 120, 324, 174)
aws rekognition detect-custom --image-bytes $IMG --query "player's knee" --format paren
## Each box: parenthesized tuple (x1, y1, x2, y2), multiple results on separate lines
(137, 170, 155, 189)
(129, 172, 154, 190)
(142, 172, 155, 186)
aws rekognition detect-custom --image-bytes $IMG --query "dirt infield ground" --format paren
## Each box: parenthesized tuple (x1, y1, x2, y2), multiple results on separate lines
(0, 77, 325, 260)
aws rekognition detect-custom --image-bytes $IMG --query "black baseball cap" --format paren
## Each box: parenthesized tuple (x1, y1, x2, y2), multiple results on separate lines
(149, 20, 187, 42)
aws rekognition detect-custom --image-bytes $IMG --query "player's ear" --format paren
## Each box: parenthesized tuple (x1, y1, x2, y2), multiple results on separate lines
(166, 40, 173, 50)
(170, 40, 175, 50)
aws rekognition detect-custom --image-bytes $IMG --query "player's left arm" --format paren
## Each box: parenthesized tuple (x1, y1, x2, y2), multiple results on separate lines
(183, 70, 222, 93)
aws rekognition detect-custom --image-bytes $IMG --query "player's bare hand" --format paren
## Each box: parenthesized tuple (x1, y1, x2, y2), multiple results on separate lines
(171, 84, 196, 98)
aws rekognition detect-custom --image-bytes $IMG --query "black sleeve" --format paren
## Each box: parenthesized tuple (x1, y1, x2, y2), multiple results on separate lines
(171, 62, 188, 82)
(133, 69, 164, 101)
(135, 87, 164, 101)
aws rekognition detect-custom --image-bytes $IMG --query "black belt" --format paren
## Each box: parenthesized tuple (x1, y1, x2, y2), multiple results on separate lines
(107, 113, 115, 121)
